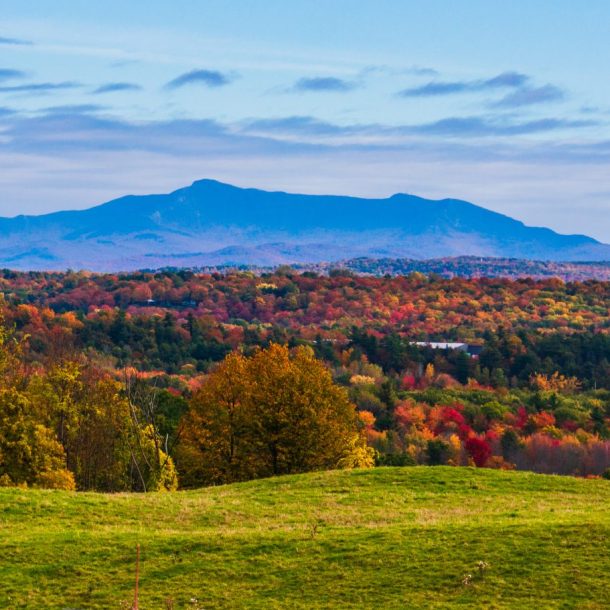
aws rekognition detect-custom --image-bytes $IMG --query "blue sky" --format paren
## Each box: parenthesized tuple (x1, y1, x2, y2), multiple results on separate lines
(1, 0, 610, 240)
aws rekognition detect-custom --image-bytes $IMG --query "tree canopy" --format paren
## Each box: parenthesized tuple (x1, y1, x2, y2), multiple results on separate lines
(176, 343, 373, 486)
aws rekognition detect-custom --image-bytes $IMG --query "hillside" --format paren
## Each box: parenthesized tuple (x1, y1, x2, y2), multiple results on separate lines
(195, 257, 610, 281)
(310, 256, 610, 281)
(1, 467, 609, 609)
(1, 180, 609, 270)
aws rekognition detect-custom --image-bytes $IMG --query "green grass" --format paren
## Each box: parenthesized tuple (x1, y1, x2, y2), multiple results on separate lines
(1, 467, 609, 609)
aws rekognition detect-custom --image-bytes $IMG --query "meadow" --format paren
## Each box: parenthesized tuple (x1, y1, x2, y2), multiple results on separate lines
(1, 466, 608, 609)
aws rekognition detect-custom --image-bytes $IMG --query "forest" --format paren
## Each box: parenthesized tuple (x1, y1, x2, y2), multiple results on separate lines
(291, 256, 610, 281)
(0, 268, 609, 490)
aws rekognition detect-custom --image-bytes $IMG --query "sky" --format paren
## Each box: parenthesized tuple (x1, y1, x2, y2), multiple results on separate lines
(1, 0, 610, 240)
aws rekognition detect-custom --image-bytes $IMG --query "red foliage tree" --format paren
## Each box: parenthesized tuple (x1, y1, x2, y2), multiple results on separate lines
(465, 436, 492, 467)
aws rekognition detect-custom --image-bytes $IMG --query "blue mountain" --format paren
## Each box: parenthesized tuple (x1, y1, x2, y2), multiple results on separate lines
(0, 179, 608, 270)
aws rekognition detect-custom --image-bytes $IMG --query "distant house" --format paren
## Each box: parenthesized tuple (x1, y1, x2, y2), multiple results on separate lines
(465, 344, 483, 357)
(413, 342, 482, 357)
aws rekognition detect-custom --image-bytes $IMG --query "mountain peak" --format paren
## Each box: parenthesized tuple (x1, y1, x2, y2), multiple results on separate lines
(190, 178, 233, 188)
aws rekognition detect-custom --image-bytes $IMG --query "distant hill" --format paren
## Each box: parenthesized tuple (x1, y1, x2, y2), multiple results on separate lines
(180, 256, 610, 281)
(1, 179, 609, 270)
(308, 256, 610, 281)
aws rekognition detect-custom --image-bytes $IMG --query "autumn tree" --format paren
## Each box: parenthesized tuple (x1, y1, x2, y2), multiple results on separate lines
(175, 352, 254, 486)
(177, 344, 373, 487)
(530, 372, 581, 393)
(0, 387, 75, 489)
(0, 318, 74, 489)
(27, 361, 178, 492)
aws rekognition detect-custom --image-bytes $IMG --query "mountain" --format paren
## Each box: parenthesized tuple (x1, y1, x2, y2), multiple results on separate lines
(1, 179, 609, 271)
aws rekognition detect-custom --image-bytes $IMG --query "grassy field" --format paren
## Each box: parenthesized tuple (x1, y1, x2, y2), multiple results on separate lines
(1, 467, 609, 609)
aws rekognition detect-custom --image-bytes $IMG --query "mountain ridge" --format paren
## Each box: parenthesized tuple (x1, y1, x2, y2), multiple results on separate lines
(0, 179, 607, 270)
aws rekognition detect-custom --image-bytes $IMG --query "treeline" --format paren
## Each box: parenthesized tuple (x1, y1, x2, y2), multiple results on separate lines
(1, 269, 609, 339)
(0, 268, 608, 388)
(7, 302, 610, 390)
(320, 257, 610, 281)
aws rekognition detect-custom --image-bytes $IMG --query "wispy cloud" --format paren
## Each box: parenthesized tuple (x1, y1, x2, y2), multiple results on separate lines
(40, 104, 106, 115)
(580, 105, 600, 115)
(0, 68, 26, 81)
(109, 59, 140, 69)
(242, 113, 595, 141)
(244, 116, 348, 136)
(164, 69, 234, 89)
(0, 107, 599, 166)
(92, 82, 142, 94)
(492, 84, 565, 108)
(0, 36, 32, 46)
(398, 71, 529, 97)
(291, 76, 358, 92)
(0, 81, 81, 93)
(411, 116, 594, 137)
(359, 65, 439, 79)
(405, 66, 439, 77)
(0, 112, 264, 157)
(400, 81, 470, 96)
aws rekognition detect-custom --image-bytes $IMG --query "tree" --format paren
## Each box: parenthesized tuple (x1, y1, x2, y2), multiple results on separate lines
(0, 388, 75, 489)
(177, 344, 372, 487)
(175, 352, 254, 487)
(0, 314, 75, 489)
(465, 436, 492, 467)
(65, 376, 135, 491)
(123, 372, 181, 491)
(28, 362, 178, 492)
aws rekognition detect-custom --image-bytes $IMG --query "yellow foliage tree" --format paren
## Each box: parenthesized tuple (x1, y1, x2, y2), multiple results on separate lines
(177, 344, 372, 487)
(531, 372, 581, 393)
(0, 388, 75, 490)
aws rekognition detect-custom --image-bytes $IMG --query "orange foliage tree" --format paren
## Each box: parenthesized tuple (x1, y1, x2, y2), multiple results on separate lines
(176, 344, 373, 487)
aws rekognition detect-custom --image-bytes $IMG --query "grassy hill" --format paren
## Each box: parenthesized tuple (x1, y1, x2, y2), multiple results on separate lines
(1, 467, 609, 609)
